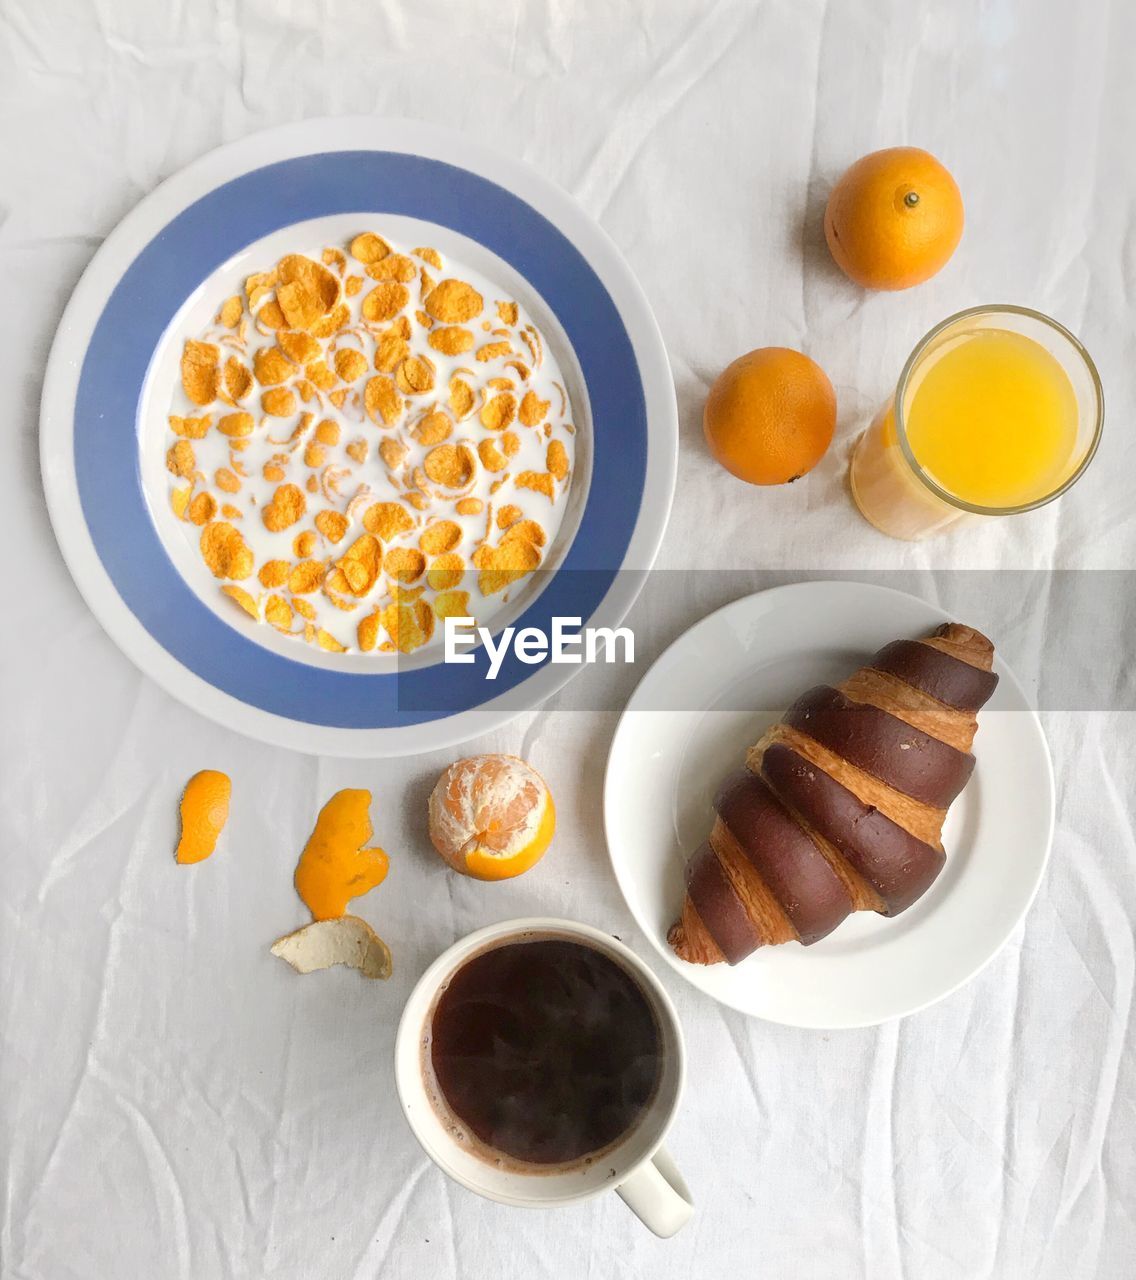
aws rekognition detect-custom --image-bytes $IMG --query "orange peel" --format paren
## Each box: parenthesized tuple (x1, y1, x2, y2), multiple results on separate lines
(271, 915, 392, 980)
(175, 770, 232, 864)
(293, 789, 390, 920)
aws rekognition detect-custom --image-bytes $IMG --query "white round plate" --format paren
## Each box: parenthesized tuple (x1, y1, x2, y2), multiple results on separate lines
(603, 581, 1055, 1028)
(40, 118, 677, 756)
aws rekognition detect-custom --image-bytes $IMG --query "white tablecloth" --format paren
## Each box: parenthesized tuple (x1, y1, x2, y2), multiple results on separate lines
(4, 2, 1134, 1276)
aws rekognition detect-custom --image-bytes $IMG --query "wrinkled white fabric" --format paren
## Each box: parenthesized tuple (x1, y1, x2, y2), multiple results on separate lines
(2, 1, 1134, 1277)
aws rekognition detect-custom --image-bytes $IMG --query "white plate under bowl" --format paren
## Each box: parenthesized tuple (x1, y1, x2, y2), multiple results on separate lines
(40, 118, 677, 756)
(603, 581, 1054, 1029)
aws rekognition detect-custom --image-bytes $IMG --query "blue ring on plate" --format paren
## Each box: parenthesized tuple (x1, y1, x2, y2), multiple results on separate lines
(74, 152, 647, 727)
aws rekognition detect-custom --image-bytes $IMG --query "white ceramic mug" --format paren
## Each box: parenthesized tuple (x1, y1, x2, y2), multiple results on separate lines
(394, 917, 693, 1237)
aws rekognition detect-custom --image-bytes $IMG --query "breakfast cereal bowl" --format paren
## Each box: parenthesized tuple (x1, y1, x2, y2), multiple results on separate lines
(41, 118, 677, 755)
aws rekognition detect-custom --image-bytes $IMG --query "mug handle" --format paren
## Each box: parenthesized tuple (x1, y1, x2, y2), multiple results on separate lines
(615, 1145, 693, 1237)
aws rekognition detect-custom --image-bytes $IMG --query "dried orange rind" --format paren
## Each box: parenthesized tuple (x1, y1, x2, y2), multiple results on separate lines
(271, 915, 392, 980)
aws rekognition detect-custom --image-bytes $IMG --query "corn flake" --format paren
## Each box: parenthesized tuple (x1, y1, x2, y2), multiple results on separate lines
(396, 355, 435, 395)
(547, 439, 570, 481)
(188, 492, 218, 525)
(357, 611, 381, 652)
(305, 359, 337, 391)
(169, 414, 211, 439)
(245, 269, 278, 308)
(478, 439, 508, 472)
(287, 559, 325, 594)
(502, 519, 547, 548)
(433, 589, 471, 620)
(364, 375, 403, 426)
(363, 501, 414, 541)
(424, 279, 484, 324)
(334, 348, 368, 382)
(218, 296, 243, 328)
(222, 584, 260, 619)
(224, 357, 253, 402)
(419, 520, 462, 556)
(201, 522, 254, 580)
(275, 255, 340, 331)
(277, 330, 321, 364)
(428, 326, 475, 356)
(519, 390, 550, 427)
(374, 329, 410, 373)
(166, 440, 195, 478)
(411, 409, 452, 446)
(262, 483, 307, 532)
(476, 536, 541, 596)
(259, 560, 289, 588)
(381, 597, 434, 653)
(362, 283, 410, 324)
(337, 533, 383, 595)
(449, 377, 475, 419)
(218, 412, 254, 438)
(265, 594, 294, 632)
(262, 387, 297, 417)
(181, 340, 220, 406)
(366, 254, 416, 283)
(480, 392, 517, 432)
(426, 552, 465, 591)
(350, 233, 391, 264)
(516, 470, 556, 501)
(423, 443, 475, 488)
(170, 485, 192, 519)
(314, 509, 349, 543)
(414, 247, 443, 269)
(384, 546, 426, 584)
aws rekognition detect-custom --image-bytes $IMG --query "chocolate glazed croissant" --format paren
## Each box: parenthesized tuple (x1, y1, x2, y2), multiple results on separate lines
(668, 624, 999, 965)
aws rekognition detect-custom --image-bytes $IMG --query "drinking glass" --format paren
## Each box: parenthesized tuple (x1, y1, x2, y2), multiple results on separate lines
(849, 304, 1103, 540)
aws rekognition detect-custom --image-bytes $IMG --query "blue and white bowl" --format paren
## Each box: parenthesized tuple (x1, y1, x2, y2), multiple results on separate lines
(40, 119, 677, 755)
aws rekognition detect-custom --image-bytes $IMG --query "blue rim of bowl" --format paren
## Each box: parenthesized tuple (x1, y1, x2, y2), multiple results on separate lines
(74, 151, 646, 729)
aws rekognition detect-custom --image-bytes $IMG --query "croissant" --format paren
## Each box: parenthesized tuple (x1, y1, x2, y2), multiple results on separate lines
(668, 623, 998, 965)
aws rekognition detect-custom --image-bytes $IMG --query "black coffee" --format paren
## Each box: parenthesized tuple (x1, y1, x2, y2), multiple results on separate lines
(428, 937, 663, 1167)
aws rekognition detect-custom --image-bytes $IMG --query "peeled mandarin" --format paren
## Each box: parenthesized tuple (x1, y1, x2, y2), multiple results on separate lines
(703, 347, 836, 485)
(427, 755, 555, 881)
(824, 146, 964, 290)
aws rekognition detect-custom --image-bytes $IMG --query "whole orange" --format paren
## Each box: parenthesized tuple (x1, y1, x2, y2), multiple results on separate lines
(824, 147, 963, 290)
(703, 348, 836, 485)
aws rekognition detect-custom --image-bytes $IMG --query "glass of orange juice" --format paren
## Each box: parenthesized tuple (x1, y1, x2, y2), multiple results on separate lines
(849, 305, 1103, 540)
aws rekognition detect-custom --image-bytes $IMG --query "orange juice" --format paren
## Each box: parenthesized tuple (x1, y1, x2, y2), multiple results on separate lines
(849, 307, 1102, 540)
(904, 329, 1078, 508)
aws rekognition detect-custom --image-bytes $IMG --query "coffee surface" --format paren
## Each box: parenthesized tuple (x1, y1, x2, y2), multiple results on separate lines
(429, 938, 663, 1167)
